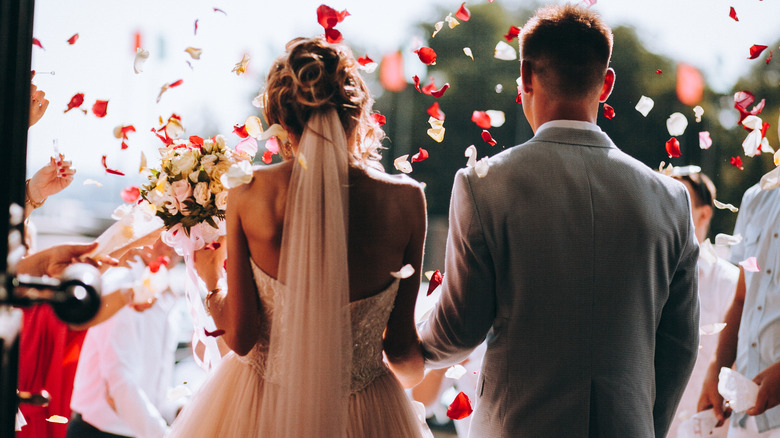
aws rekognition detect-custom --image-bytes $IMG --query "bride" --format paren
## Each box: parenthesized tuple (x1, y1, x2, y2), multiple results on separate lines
(169, 36, 428, 437)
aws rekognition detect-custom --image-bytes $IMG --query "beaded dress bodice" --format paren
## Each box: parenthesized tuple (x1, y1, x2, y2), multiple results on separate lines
(237, 260, 399, 393)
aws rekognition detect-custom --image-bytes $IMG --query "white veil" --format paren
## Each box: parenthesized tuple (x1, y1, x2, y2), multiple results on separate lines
(259, 109, 351, 436)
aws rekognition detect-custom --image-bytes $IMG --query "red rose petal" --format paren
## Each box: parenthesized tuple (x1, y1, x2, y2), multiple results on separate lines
(189, 135, 204, 147)
(324, 28, 342, 44)
(734, 90, 755, 110)
(411, 147, 429, 163)
(233, 124, 249, 138)
(213, 7, 227, 15)
(317, 4, 349, 29)
(66, 33, 79, 45)
(169, 79, 184, 88)
(357, 55, 374, 66)
(603, 103, 615, 120)
(471, 111, 492, 129)
(204, 328, 225, 337)
(446, 391, 473, 420)
(120, 186, 141, 203)
(372, 113, 386, 126)
(481, 130, 497, 146)
(101, 155, 125, 176)
(64, 93, 85, 113)
(761, 121, 770, 138)
(516, 86, 522, 104)
(92, 100, 108, 118)
(413, 75, 422, 93)
(656, 69, 663, 75)
(194, 19, 199, 35)
(414, 47, 437, 65)
(748, 44, 768, 60)
(665, 137, 681, 158)
(427, 269, 443, 296)
(262, 150, 274, 164)
(32, 38, 44, 50)
(504, 25, 521, 42)
(730, 156, 744, 170)
(767, 50, 774, 64)
(121, 125, 136, 138)
(455, 2, 471, 21)
(729, 6, 738, 21)
(427, 102, 445, 120)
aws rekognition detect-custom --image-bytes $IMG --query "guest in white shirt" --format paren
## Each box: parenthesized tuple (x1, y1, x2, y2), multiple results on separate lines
(68, 241, 182, 438)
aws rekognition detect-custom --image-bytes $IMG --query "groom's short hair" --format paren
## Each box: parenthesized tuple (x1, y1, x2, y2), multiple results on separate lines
(520, 4, 613, 100)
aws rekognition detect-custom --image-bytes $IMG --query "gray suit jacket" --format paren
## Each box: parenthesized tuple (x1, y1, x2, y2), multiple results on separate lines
(420, 126, 699, 437)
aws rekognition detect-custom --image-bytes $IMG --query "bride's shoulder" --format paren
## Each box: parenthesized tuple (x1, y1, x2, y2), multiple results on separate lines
(357, 165, 423, 192)
(230, 161, 292, 199)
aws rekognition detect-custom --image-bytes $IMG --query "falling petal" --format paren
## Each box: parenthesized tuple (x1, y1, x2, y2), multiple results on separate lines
(262, 150, 274, 164)
(775, 150, 780, 167)
(444, 13, 459, 29)
(213, 7, 227, 15)
(481, 130, 497, 146)
(739, 257, 760, 273)
(231, 53, 250, 75)
(445, 364, 467, 379)
(447, 392, 473, 420)
(83, 179, 103, 187)
(700, 323, 727, 336)
(252, 91, 264, 109)
(635, 95, 654, 117)
(427, 117, 446, 142)
(465, 145, 477, 168)
(666, 112, 688, 136)
(742, 130, 762, 157)
(134, 48, 150, 74)
(139, 151, 147, 173)
(665, 138, 681, 158)
(699, 131, 713, 150)
(411, 148, 429, 163)
(714, 200, 739, 212)
(414, 47, 437, 65)
(426, 269, 443, 296)
(66, 33, 79, 45)
(432, 21, 444, 38)
(759, 166, 780, 191)
(260, 124, 288, 142)
(475, 157, 490, 178)
(317, 4, 349, 29)
(730, 156, 744, 170)
(486, 110, 505, 127)
(165, 118, 184, 139)
(393, 154, 413, 174)
(391, 264, 415, 279)
(766, 50, 774, 64)
(694, 106, 704, 122)
(463, 47, 474, 60)
(194, 19, 199, 35)
(427, 102, 445, 120)
(46, 415, 68, 424)
(324, 27, 343, 44)
(455, 2, 471, 21)
(32, 38, 44, 50)
(204, 328, 225, 337)
(729, 6, 738, 21)
(233, 123, 250, 139)
(167, 385, 192, 400)
(245, 115, 263, 138)
(504, 25, 521, 42)
(236, 137, 258, 156)
(495, 84, 503, 93)
(715, 233, 742, 246)
(494, 41, 517, 61)
(656, 69, 663, 75)
(220, 161, 254, 188)
(102, 155, 125, 176)
(185, 47, 202, 60)
(748, 45, 768, 60)
(372, 113, 386, 126)
(429, 83, 450, 98)
(121, 186, 141, 203)
(471, 111, 492, 129)
(92, 100, 108, 118)
(64, 93, 85, 113)
(603, 103, 615, 120)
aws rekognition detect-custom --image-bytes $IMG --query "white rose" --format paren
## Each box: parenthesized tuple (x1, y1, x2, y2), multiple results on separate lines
(220, 161, 254, 189)
(171, 150, 197, 176)
(194, 182, 211, 207)
(163, 195, 179, 215)
(209, 178, 223, 194)
(189, 170, 200, 183)
(215, 191, 228, 210)
(201, 154, 217, 175)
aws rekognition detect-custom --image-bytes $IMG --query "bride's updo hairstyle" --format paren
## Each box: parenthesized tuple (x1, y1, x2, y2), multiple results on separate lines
(263, 36, 384, 165)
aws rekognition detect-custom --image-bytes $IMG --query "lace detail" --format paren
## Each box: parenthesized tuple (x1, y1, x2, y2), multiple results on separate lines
(241, 259, 399, 393)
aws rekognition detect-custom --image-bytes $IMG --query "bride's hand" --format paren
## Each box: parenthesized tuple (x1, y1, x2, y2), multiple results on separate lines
(193, 236, 226, 290)
(28, 154, 76, 202)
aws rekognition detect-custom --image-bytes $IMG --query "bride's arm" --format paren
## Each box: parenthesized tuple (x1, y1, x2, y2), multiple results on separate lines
(384, 184, 427, 389)
(204, 186, 263, 356)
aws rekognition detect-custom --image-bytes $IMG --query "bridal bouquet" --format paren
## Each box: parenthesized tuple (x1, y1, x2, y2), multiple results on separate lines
(139, 115, 255, 250)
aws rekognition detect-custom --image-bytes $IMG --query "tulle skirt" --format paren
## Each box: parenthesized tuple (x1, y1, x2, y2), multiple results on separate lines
(168, 352, 427, 438)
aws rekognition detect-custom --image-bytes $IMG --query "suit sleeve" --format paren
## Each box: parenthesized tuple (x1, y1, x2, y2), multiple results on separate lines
(653, 195, 700, 436)
(420, 169, 496, 368)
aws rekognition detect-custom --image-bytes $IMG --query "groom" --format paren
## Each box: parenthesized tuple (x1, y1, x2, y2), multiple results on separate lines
(420, 4, 699, 437)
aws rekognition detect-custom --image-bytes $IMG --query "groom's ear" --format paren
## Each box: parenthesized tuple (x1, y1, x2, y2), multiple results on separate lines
(520, 60, 533, 94)
(599, 68, 615, 103)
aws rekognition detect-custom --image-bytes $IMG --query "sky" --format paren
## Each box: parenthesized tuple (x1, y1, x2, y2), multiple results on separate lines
(26, 0, 780, 179)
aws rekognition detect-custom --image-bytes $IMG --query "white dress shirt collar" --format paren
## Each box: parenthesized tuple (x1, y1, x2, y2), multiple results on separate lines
(536, 120, 602, 135)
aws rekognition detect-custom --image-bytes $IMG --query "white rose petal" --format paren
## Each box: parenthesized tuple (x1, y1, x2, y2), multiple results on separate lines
(193, 182, 211, 207)
(486, 110, 506, 127)
(699, 131, 713, 150)
(83, 179, 103, 187)
(760, 166, 780, 191)
(693, 105, 704, 122)
(133, 48, 149, 74)
(761, 137, 774, 155)
(465, 145, 478, 168)
(666, 112, 688, 136)
(741, 115, 763, 131)
(742, 130, 762, 157)
(390, 264, 415, 279)
(700, 323, 727, 336)
(445, 364, 467, 380)
(394, 155, 413, 174)
(715, 233, 742, 246)
(635, 96, 654, 117)
(432, 21, 444, 38)
(167, 384, 192, 401)
(714, 199, 739, 212)
(494, 41, 517, 61)
(463, 47, 474, 60)
(252, 92, 264, 109)
(184, 47, 202, 60)
(358, 62, 378, 73)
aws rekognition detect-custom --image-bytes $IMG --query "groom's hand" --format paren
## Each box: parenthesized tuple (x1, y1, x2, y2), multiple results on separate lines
(698, 363, 731, 426)
(747, 361, 780, 416)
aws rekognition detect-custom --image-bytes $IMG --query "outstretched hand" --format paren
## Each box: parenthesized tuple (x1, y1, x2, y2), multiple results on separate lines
(16, 242, 112, 277)
(698, 363, 731, 426)
(29, 82, 49, 127)
(747, 361, 780, 416)
(28, 154, 76, 202)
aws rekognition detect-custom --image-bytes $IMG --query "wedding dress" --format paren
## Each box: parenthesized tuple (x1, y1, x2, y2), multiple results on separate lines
(169, 110, 426, 437)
